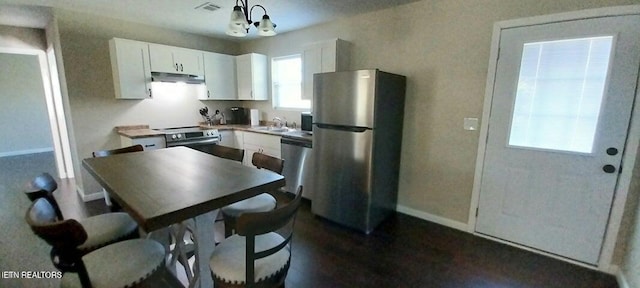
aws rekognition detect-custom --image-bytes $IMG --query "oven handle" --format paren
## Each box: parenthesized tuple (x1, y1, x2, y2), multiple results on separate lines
(167, 138, 220, 147)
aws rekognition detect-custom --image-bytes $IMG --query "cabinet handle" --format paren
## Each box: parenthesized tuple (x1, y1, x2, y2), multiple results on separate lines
(145, 144, 156, 148)
(180, 64, 183, 72)
(208, 90, 210, 98)
(148, 88, 152, 98)
(175, 63, 179, 71)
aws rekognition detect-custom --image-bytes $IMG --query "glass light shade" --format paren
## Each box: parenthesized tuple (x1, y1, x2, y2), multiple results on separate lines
(229, 6, 249, 28)
(226, 23, 247, 37)
(256, 15, 276, 36)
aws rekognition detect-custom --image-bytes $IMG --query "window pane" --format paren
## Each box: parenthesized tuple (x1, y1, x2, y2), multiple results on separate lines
(272, 54, 308, 110)
(508, 37, 613, 153)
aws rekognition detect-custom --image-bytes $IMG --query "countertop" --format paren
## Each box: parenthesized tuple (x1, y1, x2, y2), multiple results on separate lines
(200, 124, 313, 142)
(115, 125, 164, 138)
(116, 124, 312, 142)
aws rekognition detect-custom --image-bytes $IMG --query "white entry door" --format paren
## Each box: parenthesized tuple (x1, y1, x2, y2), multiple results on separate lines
(475, 15, 640, 264)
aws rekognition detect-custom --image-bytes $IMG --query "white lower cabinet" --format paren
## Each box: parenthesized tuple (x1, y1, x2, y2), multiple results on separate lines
(242, 132, 281, 167)
(218, 130, 236, 147)
(120, 136, 165, 150)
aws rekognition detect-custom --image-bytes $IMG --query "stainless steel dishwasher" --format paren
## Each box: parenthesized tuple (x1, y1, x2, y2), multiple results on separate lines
(280, 137, 313, 199)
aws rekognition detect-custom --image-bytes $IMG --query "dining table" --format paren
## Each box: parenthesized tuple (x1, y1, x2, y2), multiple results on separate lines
(82, 146, 285, 288)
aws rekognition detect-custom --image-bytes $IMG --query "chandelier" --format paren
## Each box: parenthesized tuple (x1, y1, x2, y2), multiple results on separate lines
(226, 0, 277, 37)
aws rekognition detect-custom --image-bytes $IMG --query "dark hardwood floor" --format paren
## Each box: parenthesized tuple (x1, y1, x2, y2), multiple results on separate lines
(284, 198, 618, 288)
(2, 152, 618, 287)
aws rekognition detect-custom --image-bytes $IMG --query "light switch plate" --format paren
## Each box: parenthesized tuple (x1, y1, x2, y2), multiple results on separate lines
(464, 118, 479, 131)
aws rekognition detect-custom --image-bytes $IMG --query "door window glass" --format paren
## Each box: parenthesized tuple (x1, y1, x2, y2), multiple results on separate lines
(508, 36, 613, 153)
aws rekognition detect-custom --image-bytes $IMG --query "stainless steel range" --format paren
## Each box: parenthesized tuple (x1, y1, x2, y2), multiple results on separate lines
(156, 126, 221, 154)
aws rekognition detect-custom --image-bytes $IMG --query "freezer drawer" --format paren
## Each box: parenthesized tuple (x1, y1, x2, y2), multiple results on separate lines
(311, 126, 375, 232)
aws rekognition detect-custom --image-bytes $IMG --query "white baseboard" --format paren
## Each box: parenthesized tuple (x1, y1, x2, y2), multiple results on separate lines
(614, 265, 630, 288)
(396, 204, 469, 232)
(0, 147, 54, 157)
(76, 187, 105, 202)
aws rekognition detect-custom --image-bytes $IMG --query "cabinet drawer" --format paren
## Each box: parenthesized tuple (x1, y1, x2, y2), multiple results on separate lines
(121, 136, 165, 150)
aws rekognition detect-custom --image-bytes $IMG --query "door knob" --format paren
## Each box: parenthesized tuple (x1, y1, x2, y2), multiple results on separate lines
(606, 147, 619, 156)
(603, 165, 616, 173)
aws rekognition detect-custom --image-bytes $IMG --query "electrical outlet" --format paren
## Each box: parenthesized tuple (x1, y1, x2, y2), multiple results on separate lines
(464, 118, 479, 131)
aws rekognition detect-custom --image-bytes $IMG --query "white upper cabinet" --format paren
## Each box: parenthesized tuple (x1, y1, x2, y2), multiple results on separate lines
(109, 38, 152, 99)
(149, 44, 204, 76)
(236, 53, 268, 100)
(201, 52, 237, 100)
(302, 39, 350, 100)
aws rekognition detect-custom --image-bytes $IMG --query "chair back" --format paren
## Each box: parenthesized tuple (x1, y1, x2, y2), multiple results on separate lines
(236, 186, 303, 287)
(26, 198, 91, 285)
(24, 173, 63, 220)
(251, 153, 284, 175)
(26, 198, 87, 250)
(92, 144, 144, 158)
(211, 144, 245, 163)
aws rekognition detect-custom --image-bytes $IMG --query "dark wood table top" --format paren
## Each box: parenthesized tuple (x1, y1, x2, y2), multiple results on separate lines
(82, 147, 285, 231)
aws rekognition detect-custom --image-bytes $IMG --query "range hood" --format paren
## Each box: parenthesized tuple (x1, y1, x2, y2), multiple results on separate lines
(151, 72, 205, 84)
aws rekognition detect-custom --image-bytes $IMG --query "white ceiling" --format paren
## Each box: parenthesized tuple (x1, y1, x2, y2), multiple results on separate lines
(0, 0, 422, 40)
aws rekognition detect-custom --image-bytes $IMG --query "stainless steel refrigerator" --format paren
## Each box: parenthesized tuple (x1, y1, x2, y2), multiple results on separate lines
(311, 69, 406, 233)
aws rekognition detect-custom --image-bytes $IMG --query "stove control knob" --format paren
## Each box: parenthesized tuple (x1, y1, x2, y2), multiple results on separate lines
(207, 131, 211, 136)
(177, 134, 182, 139)
(171, 134, 177, 140)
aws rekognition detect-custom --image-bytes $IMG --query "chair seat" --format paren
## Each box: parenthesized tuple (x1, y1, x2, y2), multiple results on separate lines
(77, 212, 138, 252)
(61, 239, 165, 288)
(221, 193, 277, 217)
(210, 232, 290, 284)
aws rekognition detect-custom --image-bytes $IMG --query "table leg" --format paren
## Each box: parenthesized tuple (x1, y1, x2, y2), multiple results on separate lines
(193, 209, 217, 288)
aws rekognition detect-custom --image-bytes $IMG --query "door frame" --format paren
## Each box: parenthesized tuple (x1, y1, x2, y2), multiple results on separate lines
(0, 46, 74, 179)
(468, 5, 640, 273)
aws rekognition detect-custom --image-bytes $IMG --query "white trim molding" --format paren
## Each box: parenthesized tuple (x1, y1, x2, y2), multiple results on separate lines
(0, 148, 54, 157)
(613, 265, 630, 288)
(77, 187, 105, 202)
(467, 4, 640, 272)
(397, 205, 469, 232)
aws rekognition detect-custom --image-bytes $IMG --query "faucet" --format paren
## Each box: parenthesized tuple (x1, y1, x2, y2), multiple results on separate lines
(272, 117, 283, 128)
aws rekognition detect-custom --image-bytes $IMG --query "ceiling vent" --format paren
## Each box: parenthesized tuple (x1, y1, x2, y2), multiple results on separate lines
(195, 2, 221, 12)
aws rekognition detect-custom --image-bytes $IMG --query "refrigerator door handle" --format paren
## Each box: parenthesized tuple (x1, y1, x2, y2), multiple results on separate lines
(315, 123, 370, 133)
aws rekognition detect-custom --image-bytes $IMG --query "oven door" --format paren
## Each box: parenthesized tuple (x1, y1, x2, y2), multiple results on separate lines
(167, 138, 220, 155)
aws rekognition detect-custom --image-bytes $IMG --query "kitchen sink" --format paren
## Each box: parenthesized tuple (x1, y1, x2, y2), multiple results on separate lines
(249, 126, 291, 133)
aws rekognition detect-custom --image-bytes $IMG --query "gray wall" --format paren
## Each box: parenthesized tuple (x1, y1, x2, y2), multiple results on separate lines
(0, 26, 52, 156)
(238, 0, 640, 271)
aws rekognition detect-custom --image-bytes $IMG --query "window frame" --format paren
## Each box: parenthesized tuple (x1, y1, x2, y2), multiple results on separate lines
(271, 54, 309, 111)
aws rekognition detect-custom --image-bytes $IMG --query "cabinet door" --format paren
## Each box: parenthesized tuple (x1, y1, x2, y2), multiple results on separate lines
(236, 53, 268, 100)
(202, 52, 237, 100)
(250, 54, 268, 100)
(148, 44, 178, 74)
(218, 130, 236, 147)
(301, 39, 350, 100)
(236, 54, 253, 100)
(175, 48, 203, 76)
(302, 48, 321, 100)
(109, 38, 152, 99)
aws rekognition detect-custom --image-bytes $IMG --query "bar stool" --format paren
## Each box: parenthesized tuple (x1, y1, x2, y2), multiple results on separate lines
(24, 172, 139, 254)
(26, 198, 165, 288)
(220, 153, 284, 237)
